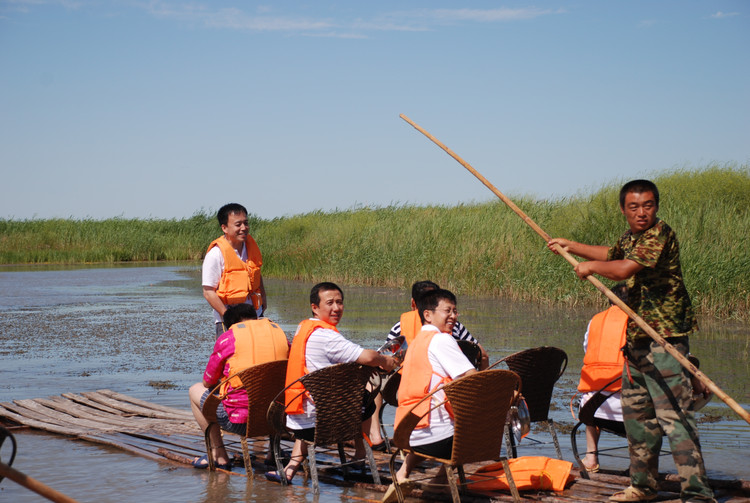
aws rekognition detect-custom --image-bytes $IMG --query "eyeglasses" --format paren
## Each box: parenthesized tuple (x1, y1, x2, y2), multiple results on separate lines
(429, 308, 459, 316)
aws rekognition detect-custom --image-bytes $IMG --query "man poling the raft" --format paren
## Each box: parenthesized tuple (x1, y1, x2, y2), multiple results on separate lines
(399, 114, 749, 502)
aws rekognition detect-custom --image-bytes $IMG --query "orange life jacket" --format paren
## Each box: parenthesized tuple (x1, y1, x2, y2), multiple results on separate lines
(394, 329, 453, 430)
(577, 305, 627, 393)
(220, 319, 290, 396)
(207, 236, 263, 309)
(284, 319, 339, 415)
(399, 310, 423, 345)
(467, 456, 574, 493)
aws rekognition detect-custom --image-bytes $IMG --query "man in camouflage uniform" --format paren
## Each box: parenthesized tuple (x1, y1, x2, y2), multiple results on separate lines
(548, 180, 715, 503)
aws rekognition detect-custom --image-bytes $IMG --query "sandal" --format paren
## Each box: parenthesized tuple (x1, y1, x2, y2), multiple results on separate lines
(191, 454, 232, 471)
(583, 462, 600, 473)
(265, 470, 294, 485)
(371, 441, 388, 452)
(609, 486, 657, 502)
(382, 479, 414, 503)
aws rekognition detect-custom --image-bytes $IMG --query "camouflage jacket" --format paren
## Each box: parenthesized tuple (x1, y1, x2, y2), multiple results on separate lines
(607, 219, 698, 341)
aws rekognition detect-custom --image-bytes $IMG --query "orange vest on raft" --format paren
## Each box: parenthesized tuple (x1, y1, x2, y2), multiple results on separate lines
(207, 236, 263, 309)
(395, 329, 453, 430)
(468, 456, 574, 493)
(577, 305, 627, 393)
(219, 319, 289, 396)
(284, 319, 339, 415)
(399, 310, 423, 345)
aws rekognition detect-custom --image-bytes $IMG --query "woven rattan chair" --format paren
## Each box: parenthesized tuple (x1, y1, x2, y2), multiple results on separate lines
(202, 359, 287, 474)
(377, 341, 482, 452)
(489, 346, 567, 459)
(388, 369, 522, 503)
(377, 369, 401, 453)
(267, 362, 381, 494)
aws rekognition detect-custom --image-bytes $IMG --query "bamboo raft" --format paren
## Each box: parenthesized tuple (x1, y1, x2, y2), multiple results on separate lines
(1, 390, 748, 502)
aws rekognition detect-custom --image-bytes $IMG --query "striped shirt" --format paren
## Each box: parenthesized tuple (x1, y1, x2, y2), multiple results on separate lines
(386, 319, 477, 344)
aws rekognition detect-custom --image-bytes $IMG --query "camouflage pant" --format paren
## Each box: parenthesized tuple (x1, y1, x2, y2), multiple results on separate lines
(621, 337, 714, 501)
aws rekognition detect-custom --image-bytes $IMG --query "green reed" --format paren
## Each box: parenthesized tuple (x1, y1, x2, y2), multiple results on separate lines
(1, 164, 747, 319)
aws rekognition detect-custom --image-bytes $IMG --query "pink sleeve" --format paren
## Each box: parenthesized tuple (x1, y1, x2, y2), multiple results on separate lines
(203, 330, 237, 386)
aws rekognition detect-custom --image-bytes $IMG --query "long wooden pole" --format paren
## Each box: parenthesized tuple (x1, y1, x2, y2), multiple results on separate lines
(399, 113, 750, 425)
(0, 462, 80, 503)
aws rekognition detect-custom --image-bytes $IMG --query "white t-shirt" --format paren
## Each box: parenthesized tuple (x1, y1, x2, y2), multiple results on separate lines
(202, 243, 262, 322)
(409, 326, 476, 447)
(581, 320, 623, 421)
(285, 322, 365, 430)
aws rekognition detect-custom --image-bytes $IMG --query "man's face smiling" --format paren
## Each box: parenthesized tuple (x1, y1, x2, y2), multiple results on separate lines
(222, 211, 249, 247)
(424, 299, 458, 334)
(621, 191, 658, 234)
(312, 288, 344, 326)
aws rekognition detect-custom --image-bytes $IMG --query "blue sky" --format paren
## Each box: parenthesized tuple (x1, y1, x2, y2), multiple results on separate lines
(1, 1, 747, 220)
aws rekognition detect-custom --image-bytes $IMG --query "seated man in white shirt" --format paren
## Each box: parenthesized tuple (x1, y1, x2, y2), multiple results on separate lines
(265, 282, 396, 484)
(384, 289, 476, 502)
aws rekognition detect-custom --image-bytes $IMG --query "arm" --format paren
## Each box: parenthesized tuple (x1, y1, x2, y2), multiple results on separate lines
(458, 368, 478, 379)
(259, 275, 267, 313)
(574, 258, 643, 281)
(202, 286, 227, 317)
(357, 349, 396, 372)
(547, 238, 610, 261)
(477, 344, 490, 370)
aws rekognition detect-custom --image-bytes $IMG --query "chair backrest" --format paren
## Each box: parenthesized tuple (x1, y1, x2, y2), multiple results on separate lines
(498, 347, 567, 422)
(392, 370, 521, 466)
(299, 362, 376, 445)
(233, 359, 288, 438)
(456, 340, 483, 369)
(444, 370, 521, 465)
(381, 371, 401, 407)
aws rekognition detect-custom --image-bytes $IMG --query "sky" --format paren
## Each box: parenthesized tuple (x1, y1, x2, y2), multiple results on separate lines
(1, 1, 748, 221)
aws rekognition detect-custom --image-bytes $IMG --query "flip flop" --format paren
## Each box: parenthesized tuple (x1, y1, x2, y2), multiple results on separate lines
(583, 462, 600, 473)
(265, 470, 294, 485)
(191, 454, 232, 471)
(371, 441, 388, 452)
(382, 479, 414, 503)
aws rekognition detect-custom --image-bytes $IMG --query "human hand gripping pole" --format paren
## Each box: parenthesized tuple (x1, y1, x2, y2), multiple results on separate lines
(399, 113, 750, 425)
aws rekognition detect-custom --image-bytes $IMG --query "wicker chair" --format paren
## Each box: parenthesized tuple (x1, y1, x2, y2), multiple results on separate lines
(388, 370, 522, 503)
(377, 341, 482, 452)
(489, 346, 568, 459)
(266, 362, 381, 494)
(201, 359, 288, 474)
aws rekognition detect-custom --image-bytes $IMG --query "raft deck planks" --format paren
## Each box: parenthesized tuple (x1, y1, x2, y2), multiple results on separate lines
(1, 390, 748, 502)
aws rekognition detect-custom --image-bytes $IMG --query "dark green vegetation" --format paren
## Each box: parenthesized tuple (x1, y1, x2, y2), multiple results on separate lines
(2, 164, 748, 319)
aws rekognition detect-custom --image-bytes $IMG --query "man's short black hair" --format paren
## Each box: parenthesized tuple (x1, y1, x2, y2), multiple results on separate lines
(217, 203, 248, 226)
(619, 180, 659, 209)
(416, 288, 457, 324)
(310, 282, 344, 306)
(411, 280, 439, 302)
(223, 303, 258, 328)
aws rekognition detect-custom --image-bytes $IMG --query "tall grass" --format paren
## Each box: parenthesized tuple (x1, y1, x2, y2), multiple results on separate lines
(1, 164, 747, 319)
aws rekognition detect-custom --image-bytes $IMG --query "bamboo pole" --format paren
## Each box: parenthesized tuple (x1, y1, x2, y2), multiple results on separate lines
(399, 113, 750, 425)
(0, 462, 80, 503)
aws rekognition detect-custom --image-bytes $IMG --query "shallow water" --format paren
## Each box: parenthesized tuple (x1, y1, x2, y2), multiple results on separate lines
(0, 264, 748, 502)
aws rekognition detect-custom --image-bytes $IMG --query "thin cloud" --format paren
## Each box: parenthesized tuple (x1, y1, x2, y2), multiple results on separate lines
(430, 7, 562, 22)
(638, 19, 657, 28)
(710, 11, 740, 19)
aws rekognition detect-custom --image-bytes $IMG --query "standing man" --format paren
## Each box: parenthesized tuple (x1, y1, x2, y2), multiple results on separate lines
(203, 203, 267, 338)
(549, 180, 715, 503)
(265, 282, 396, 485)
